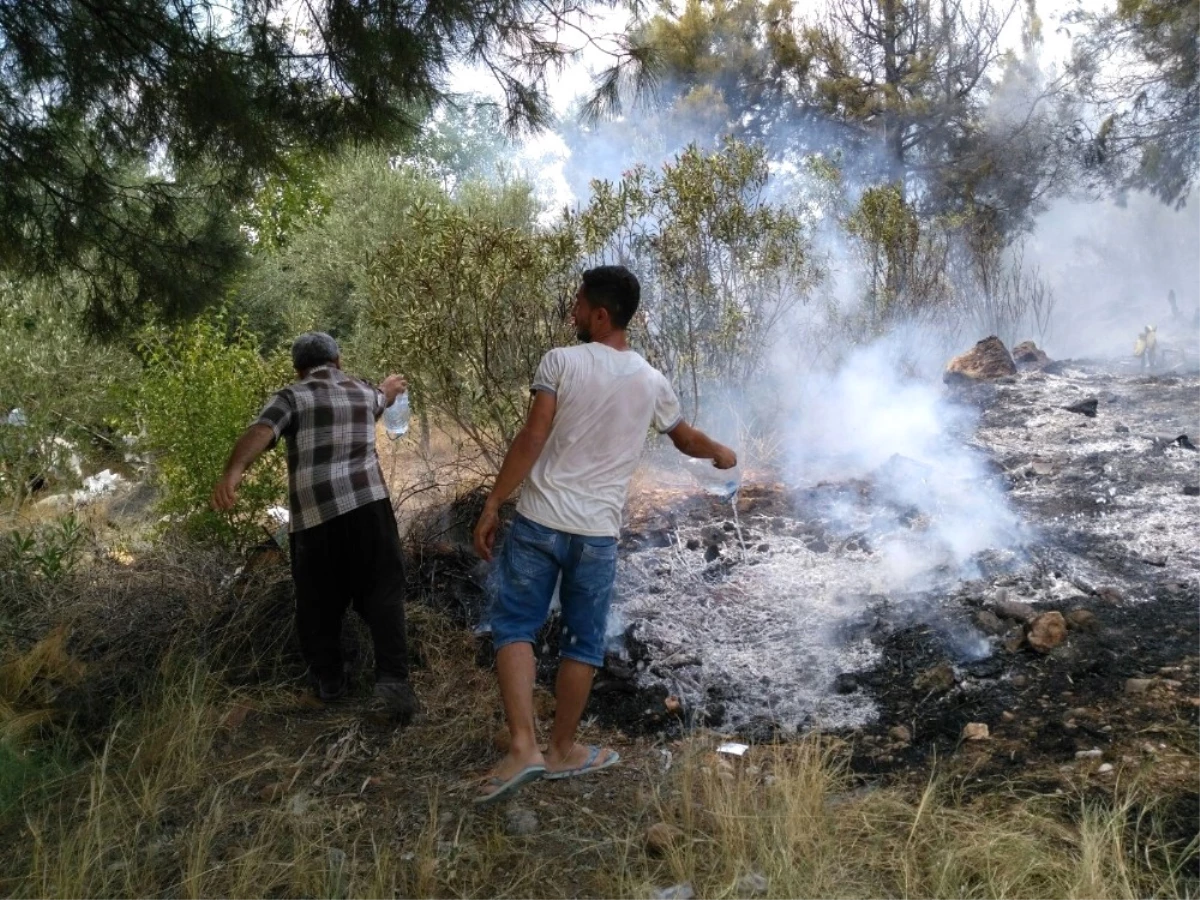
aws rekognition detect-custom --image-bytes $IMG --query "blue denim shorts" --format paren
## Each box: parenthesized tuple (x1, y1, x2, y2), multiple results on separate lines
(489, 513, 618, 667)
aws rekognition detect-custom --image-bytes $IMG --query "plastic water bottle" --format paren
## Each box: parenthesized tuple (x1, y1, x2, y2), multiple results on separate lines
(383, 392, 410, 439)
(686, 457, 741, 498)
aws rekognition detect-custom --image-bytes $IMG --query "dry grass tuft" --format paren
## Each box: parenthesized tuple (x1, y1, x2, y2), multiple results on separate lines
(615, 739, 1195, 900)
(0, 625, 86, 743)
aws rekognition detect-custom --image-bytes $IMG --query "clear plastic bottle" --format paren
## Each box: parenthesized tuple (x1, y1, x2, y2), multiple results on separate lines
(383, 392, 410, 439)
(685, 456, 741, 497)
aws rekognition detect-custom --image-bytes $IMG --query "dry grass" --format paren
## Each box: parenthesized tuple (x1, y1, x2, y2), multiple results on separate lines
(0, 626, 86, 743)
(0, 496, 1194, 899)
(376, 418, 492, 538)
(621, 740, 1195, 899)
(1, 601, 510, 898)
(2, 631, 1193, 899)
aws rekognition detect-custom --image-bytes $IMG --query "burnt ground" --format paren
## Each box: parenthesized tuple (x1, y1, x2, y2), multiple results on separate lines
(158, 357, 1195, 889)
(598, 486, 1198, 770)
(7, 358, 1195, 897)
(393, 358, 1199, 852)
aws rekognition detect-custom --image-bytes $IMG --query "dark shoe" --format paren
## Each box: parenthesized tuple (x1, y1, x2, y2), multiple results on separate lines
(371, 677, 420, 726)
(318, 676, 347, 702)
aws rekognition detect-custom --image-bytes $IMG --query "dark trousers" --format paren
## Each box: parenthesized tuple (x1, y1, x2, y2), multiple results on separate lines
(289, 498, 410, 683)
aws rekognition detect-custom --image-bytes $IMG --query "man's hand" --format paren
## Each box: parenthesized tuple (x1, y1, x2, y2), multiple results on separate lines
(211, 424, 275, 513)
(473, 505, 500, 562)
(712, 445, 738, 470)
(381, 374, 408, 406)
(210, 473, 241, 511)
(669, 422, 738, 470)
(471, 391, 557, 562)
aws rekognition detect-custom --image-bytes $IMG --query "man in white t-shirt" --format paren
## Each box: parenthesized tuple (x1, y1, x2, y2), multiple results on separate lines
(470, 265, 737, 804)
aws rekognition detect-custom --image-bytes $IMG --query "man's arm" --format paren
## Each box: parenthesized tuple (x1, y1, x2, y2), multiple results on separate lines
(472, 391, 557, 561)
(210, 424, 276, 511)
(667, 421, 738, 469)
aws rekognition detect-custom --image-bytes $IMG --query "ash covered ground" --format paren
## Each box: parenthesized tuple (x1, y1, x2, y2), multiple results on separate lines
(601, 357, 1200, 748)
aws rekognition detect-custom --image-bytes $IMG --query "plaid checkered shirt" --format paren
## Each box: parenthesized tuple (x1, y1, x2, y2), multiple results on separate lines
(252, 365, 390, 532)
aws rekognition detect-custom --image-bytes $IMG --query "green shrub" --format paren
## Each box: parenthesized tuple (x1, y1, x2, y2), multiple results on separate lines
(0, 515, 87, 643)
(362, 180, 575, 469)
(568, 139, 819, 422)
(2, 514, 84, 584)
(136, 315, 290, 548)
(230, 147, 446, 347)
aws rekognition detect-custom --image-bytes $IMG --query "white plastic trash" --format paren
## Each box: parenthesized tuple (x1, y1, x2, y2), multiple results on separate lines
(653, 884, 694, 900)
(717, 742, 750, 757)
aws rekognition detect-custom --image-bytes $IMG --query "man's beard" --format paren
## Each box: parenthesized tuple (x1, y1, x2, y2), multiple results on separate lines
(575, 326, 592, 343)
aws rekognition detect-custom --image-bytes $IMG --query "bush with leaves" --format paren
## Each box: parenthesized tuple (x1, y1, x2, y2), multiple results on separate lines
(238, 141, 822, 470)
(361, 181, 576, 470)
(566, 139, 819, 421)
(231, 147, 458, 348)
(0, 513, 86, 635)
(843, 182, 957, 329)
(809, 159, 1056, 351)
(3, 514, 85, 585)
(136, 315, 290, 548)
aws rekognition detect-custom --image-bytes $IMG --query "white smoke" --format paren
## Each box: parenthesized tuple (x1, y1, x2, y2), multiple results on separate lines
(1023, 190, 1200, 361)
(775, 332, 1027, 589)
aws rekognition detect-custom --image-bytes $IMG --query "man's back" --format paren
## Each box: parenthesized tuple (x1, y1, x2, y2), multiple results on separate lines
(255, 365, 389, 531)
(517, 343, 681, 537)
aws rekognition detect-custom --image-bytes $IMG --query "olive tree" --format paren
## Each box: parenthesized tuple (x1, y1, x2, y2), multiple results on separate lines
(360, 182, 575, 470)
(566, 139, 820, 420)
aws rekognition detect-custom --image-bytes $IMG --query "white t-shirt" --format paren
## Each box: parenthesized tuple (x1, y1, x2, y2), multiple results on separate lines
(517, 344, 683, 537)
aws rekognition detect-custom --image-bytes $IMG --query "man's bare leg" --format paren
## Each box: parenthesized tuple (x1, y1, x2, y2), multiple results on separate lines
(545, 658, 616, 772)
(483, 642, 546, 787)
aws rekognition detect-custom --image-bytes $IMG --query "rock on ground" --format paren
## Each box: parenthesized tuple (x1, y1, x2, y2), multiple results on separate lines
(914, 663, 956, 695)
(1066, 608, 1098, 631)
(974, 609, 1008, 635)
(888, 725, 912, 744)
(944, 336, 1017, 384)
(505, 806, 539, 836)
(962, 722, 990, 741)
(1027, 611, 1067, 653)
(1012, 340, 1051, 370)
(993, 598, 1037, 623)
(1125, 678, 1154, 695)
(1063, 397, 1099, 417)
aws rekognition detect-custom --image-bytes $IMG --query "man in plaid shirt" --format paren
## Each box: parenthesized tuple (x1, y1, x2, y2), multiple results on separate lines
(211, 332, 418, 722)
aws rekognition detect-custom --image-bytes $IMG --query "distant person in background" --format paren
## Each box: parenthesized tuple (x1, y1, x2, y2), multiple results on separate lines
(469, 265, 736, 805)
(1134, 324, 1158, 371)
(210, 331, 419, 723)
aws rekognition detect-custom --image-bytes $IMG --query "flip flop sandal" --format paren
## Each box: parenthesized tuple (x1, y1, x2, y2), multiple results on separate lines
(472, 764, 547, 806)
(544, 746, 620, 780)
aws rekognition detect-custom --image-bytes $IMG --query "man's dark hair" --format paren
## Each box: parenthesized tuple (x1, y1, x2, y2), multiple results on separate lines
(581, 266, 640, 329)
(292, 332, 340, 372)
